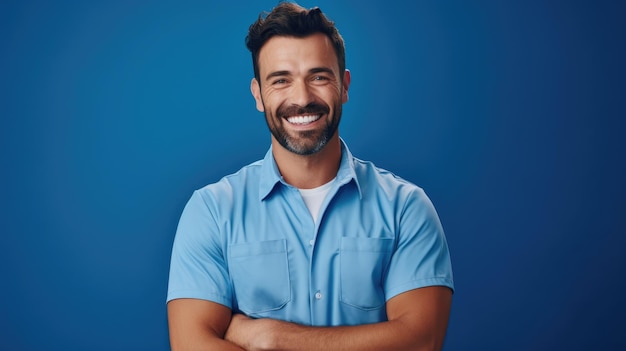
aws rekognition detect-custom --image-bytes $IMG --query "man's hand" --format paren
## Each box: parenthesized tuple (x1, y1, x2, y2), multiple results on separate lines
(226, 314, 288, 351)
(224, 314, 256, 350)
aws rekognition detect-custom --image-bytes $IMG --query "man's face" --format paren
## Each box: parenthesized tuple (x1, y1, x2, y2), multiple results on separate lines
(251, 33, 350, 155)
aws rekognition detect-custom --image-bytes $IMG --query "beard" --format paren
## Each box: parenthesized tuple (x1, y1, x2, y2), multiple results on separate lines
(265, 100, 341, 156)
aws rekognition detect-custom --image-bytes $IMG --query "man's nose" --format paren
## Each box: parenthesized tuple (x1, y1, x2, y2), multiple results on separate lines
(291, 80, 313, 107)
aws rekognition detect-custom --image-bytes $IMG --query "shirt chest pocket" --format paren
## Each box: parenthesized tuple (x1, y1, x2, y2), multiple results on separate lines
(340, 237, 394, 310)
(228, 239, 291, 314)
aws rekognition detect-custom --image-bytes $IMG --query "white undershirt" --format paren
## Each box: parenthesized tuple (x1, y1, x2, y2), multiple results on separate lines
(298, 179, 335, 223)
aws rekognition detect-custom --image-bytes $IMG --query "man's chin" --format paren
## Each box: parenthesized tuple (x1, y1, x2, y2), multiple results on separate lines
(282, 138, 327, 156)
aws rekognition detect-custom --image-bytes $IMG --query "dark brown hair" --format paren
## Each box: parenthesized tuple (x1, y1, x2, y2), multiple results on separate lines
(245, 2, 346, 82)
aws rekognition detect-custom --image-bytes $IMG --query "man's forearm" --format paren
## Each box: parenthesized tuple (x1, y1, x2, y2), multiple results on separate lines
(171, 337, 246, 351)
(269, 319, 439, 351)
(226, 315, 442, 351)
(225, 287, 452, 351)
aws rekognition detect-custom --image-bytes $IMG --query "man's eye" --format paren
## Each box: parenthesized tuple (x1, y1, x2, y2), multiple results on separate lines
(273, 79, 287, 85)
(313, 76, 328, 81)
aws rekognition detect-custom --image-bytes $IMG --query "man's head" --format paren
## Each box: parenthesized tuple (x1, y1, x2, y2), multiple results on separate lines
(245, 2, 350, 156)
(245, 2, 346, 84)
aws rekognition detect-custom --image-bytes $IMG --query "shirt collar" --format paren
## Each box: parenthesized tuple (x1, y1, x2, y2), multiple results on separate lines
(258, 138, 363, 201)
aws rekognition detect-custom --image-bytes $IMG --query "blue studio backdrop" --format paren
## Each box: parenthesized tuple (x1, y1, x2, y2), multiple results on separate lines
(1, 0, 625, 350)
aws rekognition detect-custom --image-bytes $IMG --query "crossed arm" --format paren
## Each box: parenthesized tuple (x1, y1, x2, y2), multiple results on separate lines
(168, 286, 452, 351)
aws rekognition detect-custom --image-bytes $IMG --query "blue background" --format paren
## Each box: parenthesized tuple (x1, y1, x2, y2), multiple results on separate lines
(1, 0, 625, 350)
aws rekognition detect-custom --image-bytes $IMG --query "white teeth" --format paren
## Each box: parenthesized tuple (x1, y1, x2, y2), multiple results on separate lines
(286, 115, 321, 125)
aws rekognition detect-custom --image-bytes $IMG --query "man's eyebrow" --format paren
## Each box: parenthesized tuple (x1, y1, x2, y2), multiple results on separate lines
(309, 67, 335, 75)
(265, 70, 291, 81)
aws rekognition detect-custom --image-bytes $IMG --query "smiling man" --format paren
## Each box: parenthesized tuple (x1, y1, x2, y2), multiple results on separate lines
(167, 3, 454, 350)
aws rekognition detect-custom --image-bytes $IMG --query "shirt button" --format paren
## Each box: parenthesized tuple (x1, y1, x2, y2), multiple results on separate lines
(315, 291, 322, 300)
(309, 240, 314, 246)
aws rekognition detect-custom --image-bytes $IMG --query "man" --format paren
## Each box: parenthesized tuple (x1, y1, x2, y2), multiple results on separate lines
(167, 3, 454, 350)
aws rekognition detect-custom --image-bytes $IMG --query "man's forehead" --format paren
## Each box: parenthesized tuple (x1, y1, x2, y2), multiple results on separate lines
(257, 33, 338, 75)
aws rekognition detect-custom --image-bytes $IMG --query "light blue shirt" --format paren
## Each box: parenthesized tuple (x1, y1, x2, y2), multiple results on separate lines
(167, 141, 454, 326)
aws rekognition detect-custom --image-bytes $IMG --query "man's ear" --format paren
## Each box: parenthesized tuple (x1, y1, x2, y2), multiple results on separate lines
(250, 78, 265, 112)
(341, 69, 351, 104)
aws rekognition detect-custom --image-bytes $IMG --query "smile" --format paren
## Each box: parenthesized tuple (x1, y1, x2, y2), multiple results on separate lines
(286, 114, 322, 125)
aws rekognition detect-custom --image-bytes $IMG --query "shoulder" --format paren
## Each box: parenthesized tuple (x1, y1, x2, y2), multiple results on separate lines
(184, 159, 264, 217)
(352, 157, 427, 203)
(197, 159, 263, 197)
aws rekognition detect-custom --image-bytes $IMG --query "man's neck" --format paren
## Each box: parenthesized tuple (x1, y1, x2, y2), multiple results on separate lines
(271, 135, 342, 189)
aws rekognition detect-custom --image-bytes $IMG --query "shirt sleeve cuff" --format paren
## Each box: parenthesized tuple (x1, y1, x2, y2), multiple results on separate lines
(166, 290, 232, 309)
(386, 277, 455, 301)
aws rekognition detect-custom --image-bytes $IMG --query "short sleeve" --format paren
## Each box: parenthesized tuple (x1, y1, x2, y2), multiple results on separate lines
(384, 188, 454, 301)
(166, 190, 232, 308)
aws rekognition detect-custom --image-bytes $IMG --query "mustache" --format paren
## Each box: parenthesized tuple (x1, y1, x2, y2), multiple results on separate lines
(277, 102, 330, 118)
